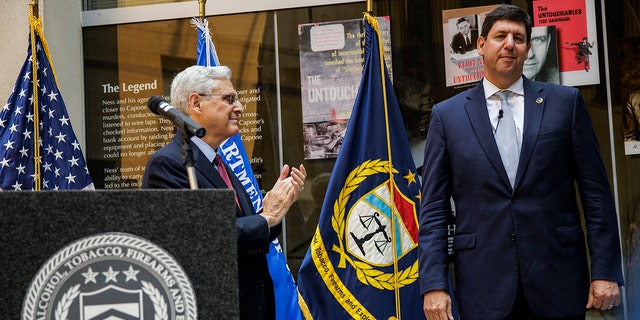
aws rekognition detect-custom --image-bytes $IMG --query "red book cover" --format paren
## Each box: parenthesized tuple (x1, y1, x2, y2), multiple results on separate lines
(533, 0, 599, 86)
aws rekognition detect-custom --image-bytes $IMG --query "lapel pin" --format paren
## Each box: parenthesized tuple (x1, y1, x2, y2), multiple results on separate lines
(536, 97, 543, 104)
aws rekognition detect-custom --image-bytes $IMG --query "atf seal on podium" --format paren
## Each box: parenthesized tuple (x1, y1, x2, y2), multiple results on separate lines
(22, 232, 197, 320)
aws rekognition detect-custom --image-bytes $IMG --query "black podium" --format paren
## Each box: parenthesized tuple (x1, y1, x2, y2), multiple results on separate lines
(0, 189, 238, 319)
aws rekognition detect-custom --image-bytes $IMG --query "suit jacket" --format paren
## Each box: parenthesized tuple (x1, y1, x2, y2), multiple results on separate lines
(418, 77, 623, 319)
(450, 29, 478, 54)
(142, 132, 279, 320)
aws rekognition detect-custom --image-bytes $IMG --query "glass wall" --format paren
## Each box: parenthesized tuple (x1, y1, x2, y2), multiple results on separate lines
(84, 12, 279, 189)
(607, 1, 640, 319)
(82, 0, 638, 318)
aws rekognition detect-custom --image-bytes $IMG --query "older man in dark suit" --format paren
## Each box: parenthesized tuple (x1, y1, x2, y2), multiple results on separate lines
(142, 65, 306, 320)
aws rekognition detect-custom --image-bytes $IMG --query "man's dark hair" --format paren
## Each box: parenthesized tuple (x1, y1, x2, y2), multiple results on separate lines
(480, 4, 532, 44)
(457, 17, 469, 26)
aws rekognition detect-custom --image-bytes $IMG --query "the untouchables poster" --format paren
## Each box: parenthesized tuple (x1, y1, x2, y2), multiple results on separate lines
(533, 0, 599, 86)
(442, 5, 497, 88)
(298, 17, 392, 160)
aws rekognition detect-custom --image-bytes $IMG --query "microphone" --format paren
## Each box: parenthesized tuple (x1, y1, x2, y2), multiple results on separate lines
(498, 109, 504, 119)
(148, 96, 205, 138)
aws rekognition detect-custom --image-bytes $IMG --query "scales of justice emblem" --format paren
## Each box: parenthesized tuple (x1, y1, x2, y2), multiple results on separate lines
(346, 181, 417, 266)
(330, 160, 420, 289)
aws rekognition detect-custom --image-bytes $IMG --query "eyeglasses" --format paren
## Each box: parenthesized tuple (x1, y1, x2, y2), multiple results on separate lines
(198, 93, 240, 105)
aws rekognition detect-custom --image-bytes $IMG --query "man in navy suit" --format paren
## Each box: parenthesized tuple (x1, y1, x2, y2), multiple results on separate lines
(419, 5, 623, 320)
(142, 65, 306, 320)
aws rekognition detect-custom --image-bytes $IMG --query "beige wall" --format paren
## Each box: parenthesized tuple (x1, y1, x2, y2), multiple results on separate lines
(0, 1, 86, 150)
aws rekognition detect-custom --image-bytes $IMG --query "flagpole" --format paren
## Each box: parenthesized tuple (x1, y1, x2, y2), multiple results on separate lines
(194, 0, 214, 67)
(30, 0, 41, 190)
(181, 0, 208, 190)
(32, 0, 38, 18)
(198, 0, 206, 18)
(368, 8, 402, 318)
(364, 11, 403, 318)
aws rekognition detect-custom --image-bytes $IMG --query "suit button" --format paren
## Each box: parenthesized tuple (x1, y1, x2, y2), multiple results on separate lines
(510, 233, 516, 241)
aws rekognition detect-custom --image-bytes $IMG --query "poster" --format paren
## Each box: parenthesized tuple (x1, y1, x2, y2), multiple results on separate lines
(620, 37, 640, 155)
(94, 80, 171, 189)
(298, 17, 392, 160)
(90, 81, 265, 189)
(442, 5, 497, 88)
(533, 0, 599, 86)
(524, 25, 559, 84)
(83, 18, 270, 189)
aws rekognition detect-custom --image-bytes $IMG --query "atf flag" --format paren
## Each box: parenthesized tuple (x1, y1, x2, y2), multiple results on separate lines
(297, 14, 422, 319)
(0, 6, 93, 191)
(192, 17, 303, 320)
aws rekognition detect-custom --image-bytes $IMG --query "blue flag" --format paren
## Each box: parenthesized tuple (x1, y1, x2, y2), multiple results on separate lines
(192, 17, 303, 320)
(296, 14, 424, 319)
(0, 9, 93, 191)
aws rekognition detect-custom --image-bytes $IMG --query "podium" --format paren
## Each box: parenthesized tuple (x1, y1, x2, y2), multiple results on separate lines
(0, 189, 238, 319)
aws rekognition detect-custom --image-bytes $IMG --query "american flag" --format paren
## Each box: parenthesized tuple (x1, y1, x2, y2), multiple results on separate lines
(0, 21, 93, 191)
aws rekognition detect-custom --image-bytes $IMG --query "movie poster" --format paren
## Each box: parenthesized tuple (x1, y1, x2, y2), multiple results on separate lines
(298, 17, 392, 160)
(442, 5, 497, 88)
(532, 0, 599, 86)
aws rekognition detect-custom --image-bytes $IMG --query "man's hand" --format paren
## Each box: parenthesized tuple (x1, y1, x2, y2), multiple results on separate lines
(289, 164, 307, 202)
(260, 164, 306, 227)
(587, 280, 620, 311)
(423, 290, 454, 320)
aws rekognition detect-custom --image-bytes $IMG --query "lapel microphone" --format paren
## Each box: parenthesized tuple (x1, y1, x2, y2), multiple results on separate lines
(495, 109, 504, 136)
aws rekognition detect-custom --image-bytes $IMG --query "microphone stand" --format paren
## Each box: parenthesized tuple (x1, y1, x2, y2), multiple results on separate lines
(179, 126, 199, 190)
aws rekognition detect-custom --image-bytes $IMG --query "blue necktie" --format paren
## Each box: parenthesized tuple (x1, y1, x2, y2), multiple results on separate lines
(495, 91, 519, 187)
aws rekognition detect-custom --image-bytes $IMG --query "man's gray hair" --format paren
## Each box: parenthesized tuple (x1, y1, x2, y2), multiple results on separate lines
(170, 65, 232, 115)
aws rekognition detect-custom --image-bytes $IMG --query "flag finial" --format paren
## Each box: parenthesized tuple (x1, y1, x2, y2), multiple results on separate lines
(31, 0, 39, 18)
(198, 0, 206, 18)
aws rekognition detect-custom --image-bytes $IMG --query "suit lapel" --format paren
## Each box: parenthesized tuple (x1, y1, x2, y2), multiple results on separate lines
(192, 144, 254, 216)
(465, 84, 513, 188)
(227, 168, 255, 216)
(516, 78, 545, 188)
(191, 144, 228, 189)
(466, 78, 546, 190)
